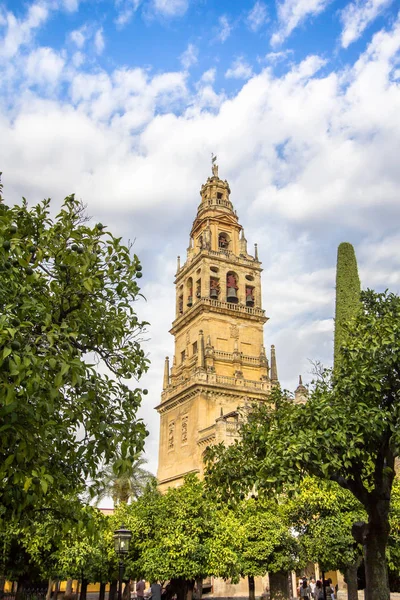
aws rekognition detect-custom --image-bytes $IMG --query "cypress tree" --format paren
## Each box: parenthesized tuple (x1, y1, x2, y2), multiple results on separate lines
(333, 242, 361, 369)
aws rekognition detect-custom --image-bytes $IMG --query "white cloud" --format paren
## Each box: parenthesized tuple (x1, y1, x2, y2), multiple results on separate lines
(70, 26, 87, 49)
(271, 0, 331, 47)
(61, 0, 79, 11)
(151, 0, 188, 18)
(94, 27, 105, 55)
(114, 0, 142, 28)
(1, 11, 400, 471)
(180, 43, 198, 70)
(199, 68, 216, 84)
(225, 57, 253, 80)
(216, 14, 232, 43)
(247, 1, 269, 32)
(25, 47, 65, 87)
(340, 0, 393, 48)
(0, 2, 49, 59)
(72, 51, 84, 67)
(263, 49, 294, 63)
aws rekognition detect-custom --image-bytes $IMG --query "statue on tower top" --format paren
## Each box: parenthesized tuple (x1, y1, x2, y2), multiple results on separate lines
(211, 153, 218, 178)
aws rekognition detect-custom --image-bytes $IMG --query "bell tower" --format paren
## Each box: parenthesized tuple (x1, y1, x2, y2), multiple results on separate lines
(156, 161, 277, 491)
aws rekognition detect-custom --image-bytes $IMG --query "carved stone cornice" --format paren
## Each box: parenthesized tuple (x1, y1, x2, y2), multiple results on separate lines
(156, 377, 270, 414)
(158, 468, 200, 486)
(175, 247, 261, 281)
(170, 297, 267, 335)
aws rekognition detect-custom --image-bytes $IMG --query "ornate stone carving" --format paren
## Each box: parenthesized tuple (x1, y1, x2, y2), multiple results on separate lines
(230, 324, 239, 339)
(168, 421, 175, 450)
(181, 415, 188, 444)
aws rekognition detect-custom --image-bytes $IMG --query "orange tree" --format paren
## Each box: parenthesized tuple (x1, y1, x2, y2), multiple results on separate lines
(0, 175, 148, 522)
(206, 290, 400, 600)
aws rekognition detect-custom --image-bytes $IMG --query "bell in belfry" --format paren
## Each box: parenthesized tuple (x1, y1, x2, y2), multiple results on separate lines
(246, 286, 255, 307)
(210, 278, 219, 299)
(226, 273, 238, 303)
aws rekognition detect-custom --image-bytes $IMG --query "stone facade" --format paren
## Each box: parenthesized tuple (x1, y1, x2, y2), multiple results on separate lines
(156, 164, 278, 492)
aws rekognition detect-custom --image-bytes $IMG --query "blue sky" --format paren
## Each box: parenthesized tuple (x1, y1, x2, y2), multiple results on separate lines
(1, 0, 400, 477)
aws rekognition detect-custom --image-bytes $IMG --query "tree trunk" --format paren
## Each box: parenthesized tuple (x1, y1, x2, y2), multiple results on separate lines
(343, 563, 359, 600)
(79, 579, 88, 600)
(16, 579, 25, 599)
(248, 575, 255, 600)
(46, 580, 53, 600)
(109, 580, 118, 600)
(65, 580, 73, 598)
(186, 580, 194, 600)
(195, 578, 203, 600)
(52, 581, 60, 600)
(269, 571, 290, 600)
(172, 578, 187, 600)
(99, 582, 106, 600)
(364, 523, 390, 600)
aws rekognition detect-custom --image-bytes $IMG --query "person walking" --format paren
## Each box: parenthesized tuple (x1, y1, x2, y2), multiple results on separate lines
(136, 580, 145, 600)
(149, 582, 161, 600)
(300, 578, 311, 599)
(314, 580, 323, 600)
(324, 579, 334, 600)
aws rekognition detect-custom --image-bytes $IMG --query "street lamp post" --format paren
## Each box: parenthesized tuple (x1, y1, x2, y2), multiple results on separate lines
(113, 525, 132, 600)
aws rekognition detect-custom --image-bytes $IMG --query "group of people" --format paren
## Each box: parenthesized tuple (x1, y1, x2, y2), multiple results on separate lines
(135, 579, 162, 600)
(298, 576, 337, 599)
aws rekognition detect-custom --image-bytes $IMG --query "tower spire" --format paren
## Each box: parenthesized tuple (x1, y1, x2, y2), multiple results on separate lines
(197, 330, 205, 369)
(270, 345, 278, 383)
(294, 374, 308, 404)
(163, 356, 170, 390)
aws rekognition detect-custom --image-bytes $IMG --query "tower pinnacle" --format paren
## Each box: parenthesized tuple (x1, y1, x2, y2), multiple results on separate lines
(270, 345, 278, 383)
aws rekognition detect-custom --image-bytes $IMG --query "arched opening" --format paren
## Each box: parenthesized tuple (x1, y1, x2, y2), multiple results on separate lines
(210, 277, 220, 299)
(226, 271, 238, 304)
(195, 278, 201, 299)
(178, 285, 183, 315)
(218, 232, 229, 250)
(187, 277, 193, 307)
(246, 285, 255, 307)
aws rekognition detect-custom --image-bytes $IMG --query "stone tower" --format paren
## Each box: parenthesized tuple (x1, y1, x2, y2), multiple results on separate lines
(156, 162, 276, 491)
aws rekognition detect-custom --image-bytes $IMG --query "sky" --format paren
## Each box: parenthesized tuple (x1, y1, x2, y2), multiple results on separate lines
(1, 0, 400, 478)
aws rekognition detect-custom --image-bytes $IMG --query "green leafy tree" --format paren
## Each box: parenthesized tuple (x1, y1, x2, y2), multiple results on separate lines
(285, 477, 366, 600)
(120, 475, 217, 600)
(55, 508, 116, 600)
(236, 498, 297, 600)
(388, 478, 400, 591)
(333, 242, 360, 369)
(0, 499, 101, 595)
(0, 176, 148, 520)
(206, 289, 400, 600)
